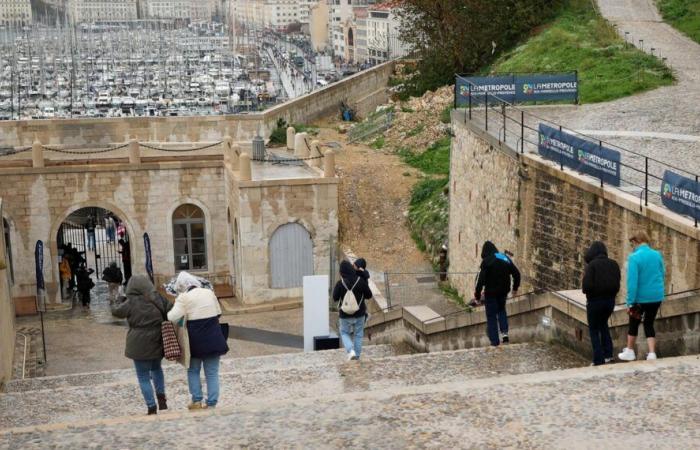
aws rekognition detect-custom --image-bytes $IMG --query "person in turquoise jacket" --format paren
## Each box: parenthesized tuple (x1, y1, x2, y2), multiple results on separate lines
(618, 231, 665, 362)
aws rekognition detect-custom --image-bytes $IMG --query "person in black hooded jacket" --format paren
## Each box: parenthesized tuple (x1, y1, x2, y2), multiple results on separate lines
(582, 241, 620, 366)
(333, 260, 373, 361)
(474, 241, 521, 346)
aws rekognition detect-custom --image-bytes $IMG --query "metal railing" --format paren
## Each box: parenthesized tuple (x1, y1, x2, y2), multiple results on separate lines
(454, 74, 700, 227)
(347, 108, 394, 144)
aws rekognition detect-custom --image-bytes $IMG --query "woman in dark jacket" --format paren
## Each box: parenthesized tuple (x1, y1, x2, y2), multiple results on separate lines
(333, 260, 373, 361)
(582, 241, 621, 366)
(111, 275, 173, 415)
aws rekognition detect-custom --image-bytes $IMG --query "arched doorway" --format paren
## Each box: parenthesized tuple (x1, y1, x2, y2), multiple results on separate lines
(56, 207, 131, 306)
(269, 223, 313, 289)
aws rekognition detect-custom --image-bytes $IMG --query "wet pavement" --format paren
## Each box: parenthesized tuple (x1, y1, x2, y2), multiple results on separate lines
(1, 354, 697, 449)
(0, 343, 586, 430)
(16, 280, 309, 377)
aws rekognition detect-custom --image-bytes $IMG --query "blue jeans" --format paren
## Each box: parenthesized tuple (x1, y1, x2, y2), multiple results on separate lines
(484, 296, 509, 346)
(587, 298, 615, 365)
(133, 359, 165, 408)
(188, 356, 220, 406)
(339, 316, 365, 357)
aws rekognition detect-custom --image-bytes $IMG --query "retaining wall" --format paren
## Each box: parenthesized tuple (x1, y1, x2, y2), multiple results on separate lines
(0, 200, 15, 390)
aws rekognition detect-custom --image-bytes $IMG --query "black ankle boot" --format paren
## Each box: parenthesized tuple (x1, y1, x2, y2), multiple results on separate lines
(147, 405, 157, 415)
(157, 393, 168, 411)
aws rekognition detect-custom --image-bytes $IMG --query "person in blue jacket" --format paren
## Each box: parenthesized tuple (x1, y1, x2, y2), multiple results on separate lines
(618, 231, 665, 362)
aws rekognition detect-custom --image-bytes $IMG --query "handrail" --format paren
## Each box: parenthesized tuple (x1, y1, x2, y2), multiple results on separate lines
(16, 332, 29, 379)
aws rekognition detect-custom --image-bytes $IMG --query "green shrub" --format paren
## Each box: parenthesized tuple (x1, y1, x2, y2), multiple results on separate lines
(658, 0, 700, 44)
(370, 136, 386, 149)
(400, 137, 451, 175)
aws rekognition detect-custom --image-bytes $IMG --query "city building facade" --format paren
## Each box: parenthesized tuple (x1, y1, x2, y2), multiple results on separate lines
(68, 0, 138, 23)
(367, 1, 408, 64)
(0, 0, 32, 27)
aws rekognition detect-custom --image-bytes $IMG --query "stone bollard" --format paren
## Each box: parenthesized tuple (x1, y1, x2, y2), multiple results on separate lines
(294, 132, 308, 157)
(310, 140, 322, 168)
(324, 149, 335, 178)
(32, 139, 44, 168)
(286, 126, 296, 151)
(128, 139, 141, 165)
(239, 152, 252, 181)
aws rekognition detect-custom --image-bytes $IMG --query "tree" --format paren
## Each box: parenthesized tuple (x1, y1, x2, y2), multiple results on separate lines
(397, 0, 563, 95)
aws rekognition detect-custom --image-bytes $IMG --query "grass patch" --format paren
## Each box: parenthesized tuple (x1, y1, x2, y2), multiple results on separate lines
(408, 176, 449, 258)
(440, 106, 452, 124)
(370, 136, 385, 149)
(489, 0, 675, 103)
(399, 137, 451, 175)
(658, 0, 700, 44)
(439, 282, 471, 309)
(400, 105, 415, 113)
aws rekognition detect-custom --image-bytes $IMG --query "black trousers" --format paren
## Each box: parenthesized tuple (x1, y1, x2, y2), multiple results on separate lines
(628, 302, 662, 338)
(586, 299, 615, 365)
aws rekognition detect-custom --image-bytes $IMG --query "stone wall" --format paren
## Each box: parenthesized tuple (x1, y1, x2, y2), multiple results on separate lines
(366, 292, 700, 358)
(0, 162, 229, 301)
(0, 200, 15, 390)
(448, 115, 526, 297)
(0, 62, 394, 148)
(231, 173, 339, 304)
(448, 116, 700, 300)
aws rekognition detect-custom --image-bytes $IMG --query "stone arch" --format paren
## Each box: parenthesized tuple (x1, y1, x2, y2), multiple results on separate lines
(166, 198, 215, 274)
(48, 200, 138, 303)
(265, 217, 317, 241)
(269, 222, 314, 289)
(347, 27, 354, 47)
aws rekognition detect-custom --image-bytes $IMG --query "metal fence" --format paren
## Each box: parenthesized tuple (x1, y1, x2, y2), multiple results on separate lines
(453, 74, 700, 227)
(347, 107, 394, 143)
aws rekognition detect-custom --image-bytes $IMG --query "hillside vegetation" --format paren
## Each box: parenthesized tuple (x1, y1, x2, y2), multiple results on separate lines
(658, 0, 700, 44)
(489, 0, 674, 103)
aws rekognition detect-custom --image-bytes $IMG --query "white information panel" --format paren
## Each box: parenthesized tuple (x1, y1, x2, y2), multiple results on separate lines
(303, 275, 330, 352)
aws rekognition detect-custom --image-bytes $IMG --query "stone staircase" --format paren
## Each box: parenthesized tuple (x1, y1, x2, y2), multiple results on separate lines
(1, 343, 698, 449)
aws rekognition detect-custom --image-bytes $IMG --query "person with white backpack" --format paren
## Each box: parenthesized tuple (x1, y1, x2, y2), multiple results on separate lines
(333, 260, 373, 361)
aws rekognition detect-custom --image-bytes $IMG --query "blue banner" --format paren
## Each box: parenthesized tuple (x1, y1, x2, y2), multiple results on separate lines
(456, 73, 578, 106)
(516, 73, 578, 103)
(143, 232, 154, 283)
(661, 171, 700, 220)
(35, 240, 44, 290)
(538, 124, 621, 186)
(456, 75, 515, 105)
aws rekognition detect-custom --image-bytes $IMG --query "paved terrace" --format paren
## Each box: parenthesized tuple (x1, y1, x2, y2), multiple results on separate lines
(1, 348, 698, 449)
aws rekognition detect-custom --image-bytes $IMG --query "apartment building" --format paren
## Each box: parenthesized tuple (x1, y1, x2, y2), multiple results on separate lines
(0, 0, 32, 27)
(68, 0, 137, 23)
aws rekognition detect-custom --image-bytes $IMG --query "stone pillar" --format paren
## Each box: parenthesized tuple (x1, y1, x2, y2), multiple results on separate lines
(31, 139, 44, 168)
(310, 140, 322, 168)
(324, 150, 335, 178)
(286, 126, 296, 151)
(128, 139, 141, 165)
(222, 135, 233, 165)
(239, 152, 252, 181)
(294, 132, 308, 157)
(230, 143, 241, 170)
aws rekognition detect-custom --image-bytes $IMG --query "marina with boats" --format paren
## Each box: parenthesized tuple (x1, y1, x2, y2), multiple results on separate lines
(0, 20, 349, 120)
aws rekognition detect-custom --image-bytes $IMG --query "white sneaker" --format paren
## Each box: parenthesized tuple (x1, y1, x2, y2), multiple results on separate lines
(618, 348, 636, 361)
(646, 352, 657, 360)
(347, 350, 356, 361)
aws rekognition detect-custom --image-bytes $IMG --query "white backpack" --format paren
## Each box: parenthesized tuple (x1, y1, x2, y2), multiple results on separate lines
(340, 278, 363, 314)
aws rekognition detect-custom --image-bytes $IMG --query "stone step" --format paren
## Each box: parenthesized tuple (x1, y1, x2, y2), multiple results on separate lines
(5, 344, 399, 393)
(1, 355, 697, 448)
(0, 343, 586, 430)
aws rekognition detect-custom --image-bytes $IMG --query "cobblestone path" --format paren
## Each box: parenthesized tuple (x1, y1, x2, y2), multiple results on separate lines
(0, 343, 584, 430)
(1, 353, 697, 449)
